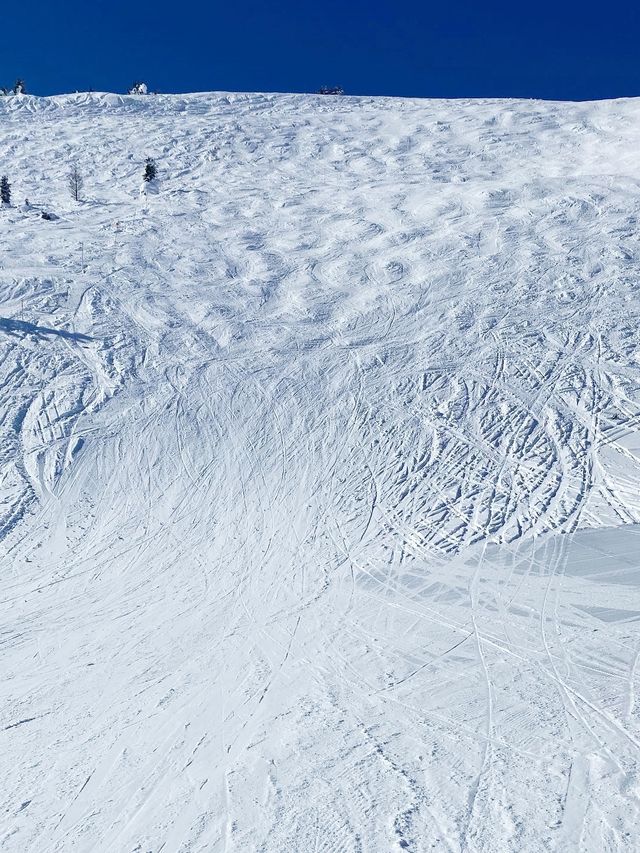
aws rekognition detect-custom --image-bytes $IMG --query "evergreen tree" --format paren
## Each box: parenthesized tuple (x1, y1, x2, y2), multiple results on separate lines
(143, 157, 157, 183)
(13, 79, 26, 95)
(0, 176, 11, 205)
(68, 162, 84, 202)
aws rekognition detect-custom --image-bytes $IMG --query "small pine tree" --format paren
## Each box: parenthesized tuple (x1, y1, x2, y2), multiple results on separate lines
(143, 158, 157, 183)
(68, 162, 84, 202)
(13, 79, 26, 95)
(0, 176, 11, 205)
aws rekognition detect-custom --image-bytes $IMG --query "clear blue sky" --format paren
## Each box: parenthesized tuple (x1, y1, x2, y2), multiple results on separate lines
(3, 0, 638, 100)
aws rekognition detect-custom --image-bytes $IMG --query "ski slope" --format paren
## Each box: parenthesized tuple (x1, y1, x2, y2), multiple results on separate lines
(1, 91, 640, 852)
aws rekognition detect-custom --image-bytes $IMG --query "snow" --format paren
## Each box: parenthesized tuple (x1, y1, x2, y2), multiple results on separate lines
(1, 90, 640, 852)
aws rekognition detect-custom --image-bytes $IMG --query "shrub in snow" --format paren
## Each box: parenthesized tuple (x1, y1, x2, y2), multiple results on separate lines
(68, 162, 84, 202)
(143, 157, 157, 182)
(1, 176, 11, 205)
(13, 79, 26, 95)
(317, 86, 344, 95)
(129, 82, 149, 95)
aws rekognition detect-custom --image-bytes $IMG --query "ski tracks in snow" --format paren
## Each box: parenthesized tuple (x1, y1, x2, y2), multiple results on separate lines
(1, 92, 640, 851)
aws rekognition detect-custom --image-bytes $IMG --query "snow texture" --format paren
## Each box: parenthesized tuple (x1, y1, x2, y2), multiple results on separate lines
(1, 91, 640, 852)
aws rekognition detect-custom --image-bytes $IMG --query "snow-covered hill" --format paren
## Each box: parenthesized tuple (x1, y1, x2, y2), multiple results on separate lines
(1, 91, 640, 852)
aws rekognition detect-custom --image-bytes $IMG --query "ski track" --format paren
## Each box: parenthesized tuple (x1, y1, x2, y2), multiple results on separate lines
(1, 91, 640, 852)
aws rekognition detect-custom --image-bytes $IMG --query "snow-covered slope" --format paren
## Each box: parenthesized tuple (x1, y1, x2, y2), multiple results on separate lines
(2, 91, 640, 852)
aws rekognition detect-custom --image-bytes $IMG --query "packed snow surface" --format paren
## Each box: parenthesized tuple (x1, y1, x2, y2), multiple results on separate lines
(1, 91, 640, 852)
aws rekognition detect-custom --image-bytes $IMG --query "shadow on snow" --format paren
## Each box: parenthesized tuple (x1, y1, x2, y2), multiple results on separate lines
(0, 317, 94, 343)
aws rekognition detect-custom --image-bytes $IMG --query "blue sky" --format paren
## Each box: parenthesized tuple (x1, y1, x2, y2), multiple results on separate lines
(3, 0, 638, 100)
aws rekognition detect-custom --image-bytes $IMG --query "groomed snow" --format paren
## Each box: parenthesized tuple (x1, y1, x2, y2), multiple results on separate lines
(1, 91, 640, 852)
